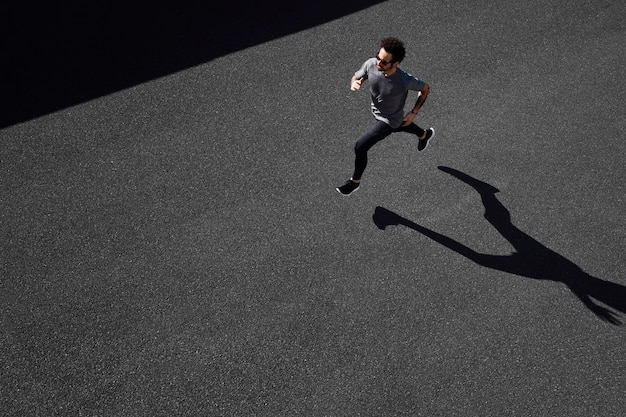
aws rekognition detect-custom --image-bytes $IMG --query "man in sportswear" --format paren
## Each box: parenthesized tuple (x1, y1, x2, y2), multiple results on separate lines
(337, 37, 435, 196)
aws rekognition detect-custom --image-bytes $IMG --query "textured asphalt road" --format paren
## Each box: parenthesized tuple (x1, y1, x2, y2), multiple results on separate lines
(2, 0, 625, 416)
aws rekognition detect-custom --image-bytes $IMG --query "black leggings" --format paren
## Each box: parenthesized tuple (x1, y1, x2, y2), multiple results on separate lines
(352, 120, 425, 180)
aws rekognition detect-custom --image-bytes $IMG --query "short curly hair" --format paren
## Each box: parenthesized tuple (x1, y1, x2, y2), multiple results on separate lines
(380, 37, 406, 63)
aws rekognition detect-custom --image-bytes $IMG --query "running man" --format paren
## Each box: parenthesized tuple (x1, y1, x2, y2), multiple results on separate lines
(337, 37, 435, 195)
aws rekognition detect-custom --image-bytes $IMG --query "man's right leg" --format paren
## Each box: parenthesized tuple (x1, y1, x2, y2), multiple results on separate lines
(337, 121, 392, 195)
(352, 121, 393, 181)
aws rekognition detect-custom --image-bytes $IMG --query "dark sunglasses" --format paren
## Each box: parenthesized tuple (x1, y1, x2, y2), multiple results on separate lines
(375, 54, 393, 66)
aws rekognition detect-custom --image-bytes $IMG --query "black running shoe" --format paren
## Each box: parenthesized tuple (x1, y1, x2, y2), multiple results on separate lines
(418, 128, 435, 151)
(336, 180, 360, 195)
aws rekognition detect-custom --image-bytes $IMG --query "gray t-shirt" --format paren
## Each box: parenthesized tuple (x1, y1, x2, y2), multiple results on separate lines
(355, 57, 426, 128)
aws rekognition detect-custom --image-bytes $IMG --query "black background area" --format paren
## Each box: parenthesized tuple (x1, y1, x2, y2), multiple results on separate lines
(1, 0, 384, 128)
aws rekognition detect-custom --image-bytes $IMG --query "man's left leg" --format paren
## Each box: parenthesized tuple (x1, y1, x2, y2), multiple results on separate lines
(397, 123, 435, 151)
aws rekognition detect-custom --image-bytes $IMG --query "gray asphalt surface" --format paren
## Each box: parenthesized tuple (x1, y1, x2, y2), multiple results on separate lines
(2, 0, 625, 416)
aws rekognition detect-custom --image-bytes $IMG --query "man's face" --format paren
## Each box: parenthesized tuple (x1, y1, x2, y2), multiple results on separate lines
(376, 47, 395, 72)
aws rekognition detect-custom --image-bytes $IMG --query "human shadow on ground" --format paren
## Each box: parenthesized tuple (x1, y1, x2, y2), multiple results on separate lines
(373, 166, 625, 325)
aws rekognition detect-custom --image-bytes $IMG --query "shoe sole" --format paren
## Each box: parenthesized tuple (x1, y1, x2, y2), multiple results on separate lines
(336, 185, 360, 196)
(419, 128, 435, 151)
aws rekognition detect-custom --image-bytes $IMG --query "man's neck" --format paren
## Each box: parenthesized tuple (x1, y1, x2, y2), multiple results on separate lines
(383, 66, 398, 77)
